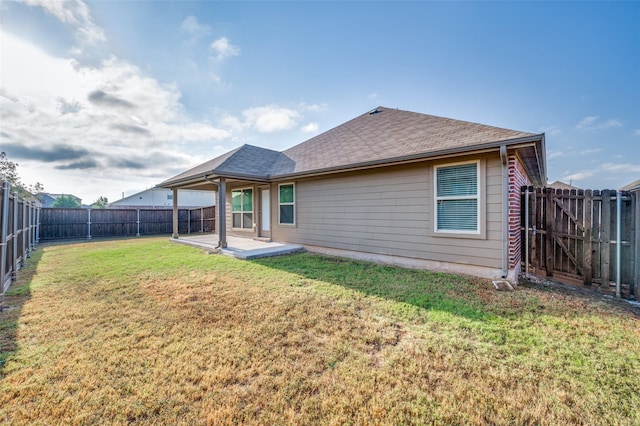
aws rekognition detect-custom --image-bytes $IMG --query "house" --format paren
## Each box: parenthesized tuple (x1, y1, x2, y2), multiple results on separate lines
(109, 188, 215, 209)
(619, 179, 640, 192)
(159, 107, 546, 281)
(548, 180, 580, 190)
(38, 193, 82, 208)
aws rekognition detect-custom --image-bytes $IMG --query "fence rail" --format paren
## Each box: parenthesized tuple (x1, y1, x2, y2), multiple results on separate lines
(1, 182, 41, 307)
(521, 186, 638, 299)
(39, 205, 215, 241)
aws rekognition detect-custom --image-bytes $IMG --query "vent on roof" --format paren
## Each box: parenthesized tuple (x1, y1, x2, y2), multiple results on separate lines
(368, 108, 381, 115)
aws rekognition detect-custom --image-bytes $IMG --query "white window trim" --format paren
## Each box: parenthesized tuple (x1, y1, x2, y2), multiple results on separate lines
(278, 183, 295, 226)
(231, 187, 254, 230)
(434, 160, 481, 235)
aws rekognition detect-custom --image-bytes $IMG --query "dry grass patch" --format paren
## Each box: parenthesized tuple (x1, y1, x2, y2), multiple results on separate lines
(1, 237, 639, 425)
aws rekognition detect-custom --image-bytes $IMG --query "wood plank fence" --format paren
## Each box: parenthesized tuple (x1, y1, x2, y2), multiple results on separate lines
(521, 186, 639, 299)
(39, 206, 215, 241)
(1, 182, 41, 307)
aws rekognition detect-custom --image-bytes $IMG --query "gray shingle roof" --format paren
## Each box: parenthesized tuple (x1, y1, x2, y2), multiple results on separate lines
(160, 106, 542, 187)
(277, 107, 536, 175)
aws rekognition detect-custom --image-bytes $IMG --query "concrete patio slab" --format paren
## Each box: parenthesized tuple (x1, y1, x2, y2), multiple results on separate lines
(171, 234, 303, 260)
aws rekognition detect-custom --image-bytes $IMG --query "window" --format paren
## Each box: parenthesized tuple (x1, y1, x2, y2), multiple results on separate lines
(167, 193, 173, 200)
(434, 161, 480, 233)
(232, 188, 253, 229)
(278, 183, 295, 225)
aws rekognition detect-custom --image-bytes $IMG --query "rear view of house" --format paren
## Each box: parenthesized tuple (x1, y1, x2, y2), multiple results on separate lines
(159, 107, 546, 281)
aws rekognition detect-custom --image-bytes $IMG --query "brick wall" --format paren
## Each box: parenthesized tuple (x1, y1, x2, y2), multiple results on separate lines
(508, 155, 531, 269)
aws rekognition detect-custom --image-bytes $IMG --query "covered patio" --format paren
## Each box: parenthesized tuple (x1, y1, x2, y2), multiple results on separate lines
(172, 234, 303, 260)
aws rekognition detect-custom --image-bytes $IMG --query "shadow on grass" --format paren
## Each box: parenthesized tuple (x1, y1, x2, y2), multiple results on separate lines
(253, 252, 492, 322)
(0, 247, 42, 372)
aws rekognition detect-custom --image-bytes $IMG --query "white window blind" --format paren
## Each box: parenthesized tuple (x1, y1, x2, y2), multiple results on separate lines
(435, 162, 479, 233)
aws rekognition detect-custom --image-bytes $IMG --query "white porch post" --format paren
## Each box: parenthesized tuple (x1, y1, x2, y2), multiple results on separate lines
(172, 188, 179, 239)
(218, 178, 227, 248)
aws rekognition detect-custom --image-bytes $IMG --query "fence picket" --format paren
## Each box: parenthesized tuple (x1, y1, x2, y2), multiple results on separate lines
(0, 182, 41, 308)
(38, 206, 215, 241)
(545, 188, 554, 277)
(522, 186, 636, 299)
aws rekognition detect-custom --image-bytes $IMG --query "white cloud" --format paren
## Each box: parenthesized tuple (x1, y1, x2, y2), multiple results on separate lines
(181, 15, 210, 39)
(152, 122, 231, 142)
(576, 115, 598, 130)
(601, 163, 640, 173)
(547, 150, 564, 160)
(560, 162, 640, 188)
(300, 102, 328, 112)
(218, 114, 245, 132)
(368, 92, 380, 100)
(634, 129, 640, 136)
(22, 0, 106, 46)
(576, 115, 623, 130)
(539, 125, 561, 136)
(580, 148, 602, 155)
(562, 171, 595, 181)
(242, 105, 300, 133)
(602, 119, 622, 128)
(0, 29, 232, 202)
(210, 37, 240, 61)
(301, 122, 318, 133)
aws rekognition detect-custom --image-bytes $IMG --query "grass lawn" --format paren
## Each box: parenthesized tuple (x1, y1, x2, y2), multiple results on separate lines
(1, 237, 639, 425)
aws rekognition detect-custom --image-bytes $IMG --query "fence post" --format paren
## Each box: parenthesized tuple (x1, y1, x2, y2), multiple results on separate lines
(634, 191, 640, 301)
(87, 208, 92, 240)
(26, 201, 32, 258)
(35, 205, 40, 245)
(22, 197, 28, 261)
(600, 190, 611, 292)
(1, 183, 10, 305)
(12, 192, 19, 280)
(583, 190, 593, 286)
(136, 209, 141, 237)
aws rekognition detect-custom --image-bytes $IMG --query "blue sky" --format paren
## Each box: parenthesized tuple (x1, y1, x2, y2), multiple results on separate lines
(1, 1, 639, 203)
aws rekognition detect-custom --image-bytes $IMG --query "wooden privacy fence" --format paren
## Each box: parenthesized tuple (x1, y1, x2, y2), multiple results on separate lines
(521, 186, 639, 299)
(1, 182, 41, 306)
(39, 206, 215, 241)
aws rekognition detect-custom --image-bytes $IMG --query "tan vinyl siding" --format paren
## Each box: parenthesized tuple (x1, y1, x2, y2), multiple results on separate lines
(272, 153, 504, 269)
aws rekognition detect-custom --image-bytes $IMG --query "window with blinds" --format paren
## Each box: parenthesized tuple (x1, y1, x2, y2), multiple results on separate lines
(435, 162, 480, 233)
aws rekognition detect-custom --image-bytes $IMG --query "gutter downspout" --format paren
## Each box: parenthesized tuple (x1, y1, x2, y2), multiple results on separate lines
(525, 186, 530, 278)
(500, 145, 509, 279)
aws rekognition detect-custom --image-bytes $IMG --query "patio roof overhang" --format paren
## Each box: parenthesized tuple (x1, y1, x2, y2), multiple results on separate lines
(158, 172, 270, 191)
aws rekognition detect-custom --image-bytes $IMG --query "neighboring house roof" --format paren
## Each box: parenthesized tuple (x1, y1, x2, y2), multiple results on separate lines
(37, 192, 82, 207)
(159, 106, 546, 187)
(548, 180, 580, 190)
(619, 179, 640, 192)
(40, 193, 82, 201)
(109, 187, 215, 208)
